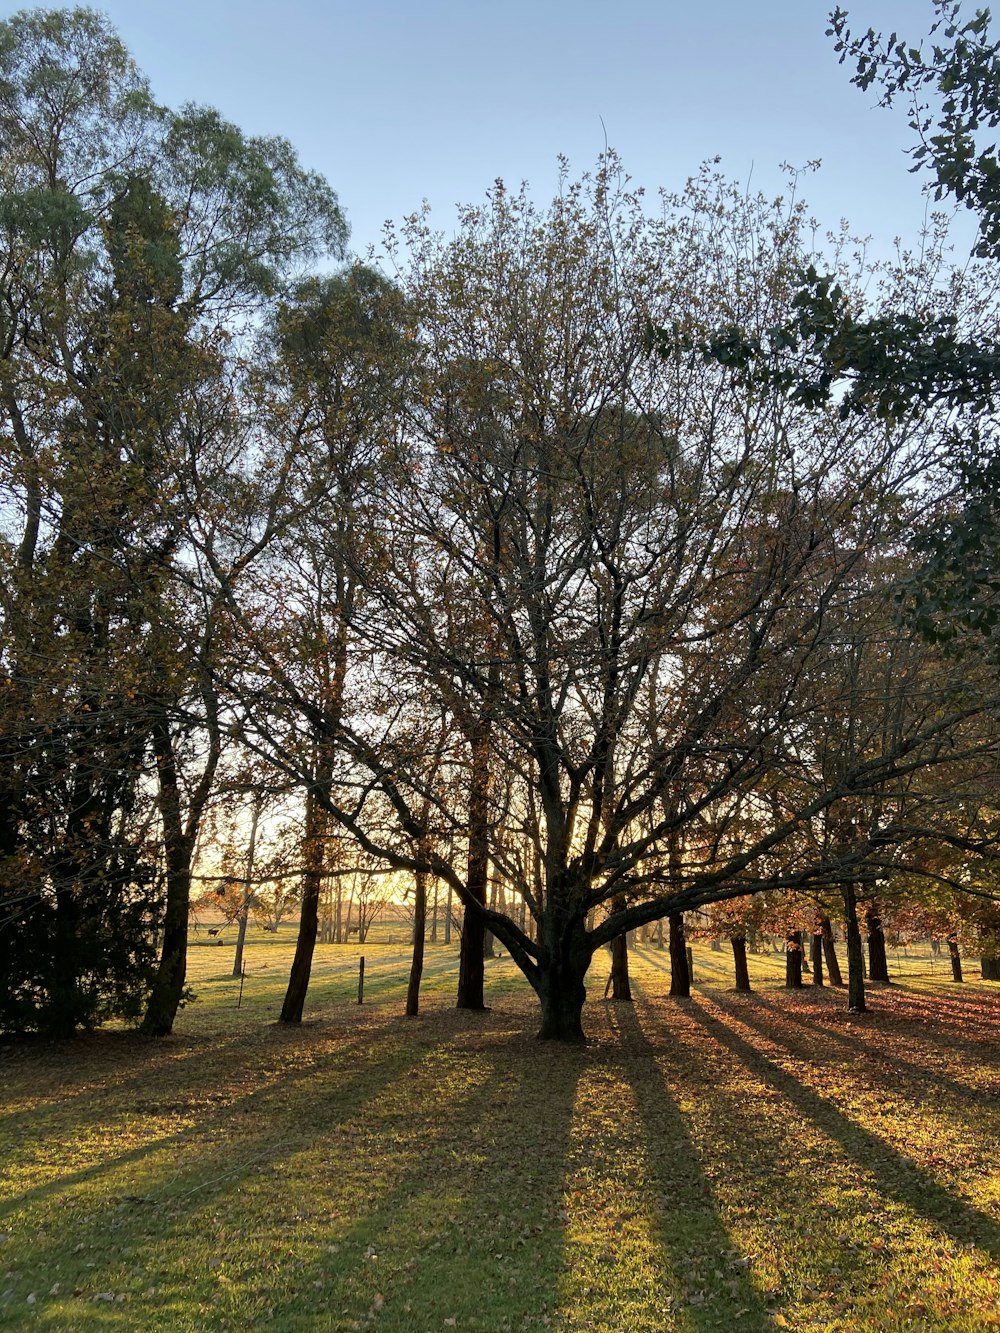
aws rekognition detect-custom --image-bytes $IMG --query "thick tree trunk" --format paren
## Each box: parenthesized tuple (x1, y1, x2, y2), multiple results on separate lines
(457, 729, 489, 1009)
(731, 934, 751, 992)
(981, 955, 1000, 980)
(669, 912, 690, 997)
(867, 906, 890, 982)
(820, 915, 844, 986)
(811, 932, 824, 986)
(535, 920, 590, 1041)
(844, 882, 866, 1012)
(280, 779, 327, 1024)
(405, 866, 427, 1017)
(947, 933, 963, 982)
(785, 931, 803, 988)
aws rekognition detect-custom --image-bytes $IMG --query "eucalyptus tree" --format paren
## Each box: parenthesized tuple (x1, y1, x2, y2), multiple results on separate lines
(0, 6, 346, 1035)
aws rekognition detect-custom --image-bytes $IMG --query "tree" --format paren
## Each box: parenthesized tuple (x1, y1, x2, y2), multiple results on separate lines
(268, 160, 996, 1041)
(0, 6, 346, 1036)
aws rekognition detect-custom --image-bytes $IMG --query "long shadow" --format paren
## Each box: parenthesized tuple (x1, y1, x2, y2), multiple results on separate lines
(610, 1000, 777, 1331)
(747, 992, 1000, 1110)
(2, 1008, 497, 1325)
(687, 993, 1000, 1266)
(0, 1010, 450, 1221)
(287, 1017, 583, 1331)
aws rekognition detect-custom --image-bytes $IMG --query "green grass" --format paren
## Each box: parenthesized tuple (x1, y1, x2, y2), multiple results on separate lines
(2, 935, 999, 1330)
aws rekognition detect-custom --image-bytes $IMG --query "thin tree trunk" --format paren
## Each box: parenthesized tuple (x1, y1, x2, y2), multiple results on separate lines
(232, 796, 262, 979)
(731, 935, 751, 992)
(609, 895, 633, 1000)
(785, 931, 803, 988)
(457, 728, 489, 1009)
(280, 775, 327, 1024)
(444, 882, 452, 944)
(844, 882, 866, 1012)
(820, 915, 843, 986)
(406, 866, 427, 1017)
(948, 932, 963, 982)
(811, 932, 824, 986)
(430, 876, 439, 943)
(484, 875, 497, 960)
(669, 912, 690, 997)
(867, 904, 891, 982)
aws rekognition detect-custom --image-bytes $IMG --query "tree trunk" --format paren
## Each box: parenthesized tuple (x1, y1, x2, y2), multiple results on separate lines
(484, 875, 497, 959)
(947, 933, 963, 982)
(280, 777, 327, 1024)
(405, 865, 427, 1016)
(232, 796, 262, 979)
(785, 931, 803, 988)
(457, 728, 489, 1009)
(981, 955, 1000, 980)
(608, 893, 632, 1000)
(534, 922, 590, 1041)
(656, 917, 664, 949)
(444, 882, 452, 944)
(811, 932, 824, 986)
(867, 905, 890, 982)
(142, 721, 195, 1037)
(820, 915, 844, 986)
(731, 934, 751, 992)
(430, 876, 439, 943)
(668, 912, 690, 997)
(844, 882, 866, 1012)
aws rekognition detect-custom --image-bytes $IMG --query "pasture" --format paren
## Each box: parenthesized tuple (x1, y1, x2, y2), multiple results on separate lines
(1, 934, 999, 1331)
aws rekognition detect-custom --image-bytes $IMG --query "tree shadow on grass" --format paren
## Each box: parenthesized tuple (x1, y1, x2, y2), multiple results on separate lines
(747, 991, 1000, 1111)
(0, 1012, 459, 1316)
(607, 1001, 777, 1332)
(687, 993, 1000, 1267)
(2, 1005, 580, 1330)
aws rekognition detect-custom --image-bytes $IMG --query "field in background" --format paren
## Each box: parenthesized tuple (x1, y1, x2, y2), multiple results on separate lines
(2, 938, 999, 1331)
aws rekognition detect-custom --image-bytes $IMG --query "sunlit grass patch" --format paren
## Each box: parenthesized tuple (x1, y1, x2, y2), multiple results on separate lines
(1, 939, 998, 1329)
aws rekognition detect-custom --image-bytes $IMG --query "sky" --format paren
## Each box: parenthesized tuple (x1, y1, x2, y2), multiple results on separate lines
(12, 1, 977, 268)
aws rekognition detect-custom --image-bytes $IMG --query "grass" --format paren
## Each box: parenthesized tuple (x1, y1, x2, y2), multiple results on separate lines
(2, 931, 999, 1331)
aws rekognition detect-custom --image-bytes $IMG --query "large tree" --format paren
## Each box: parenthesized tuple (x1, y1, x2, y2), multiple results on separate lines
(0, 6, 346, 1036)
(262, 161, 996, 1040)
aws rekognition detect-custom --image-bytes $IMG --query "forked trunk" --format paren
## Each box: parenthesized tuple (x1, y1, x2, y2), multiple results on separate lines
(731, 935, 751, 992)
(536, 917, 592, 1039)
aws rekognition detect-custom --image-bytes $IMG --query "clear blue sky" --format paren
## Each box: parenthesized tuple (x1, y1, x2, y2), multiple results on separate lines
(18, 1, 974, 266)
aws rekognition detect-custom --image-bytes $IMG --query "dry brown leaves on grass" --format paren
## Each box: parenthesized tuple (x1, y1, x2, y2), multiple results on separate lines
(1, 949, 999, 1331)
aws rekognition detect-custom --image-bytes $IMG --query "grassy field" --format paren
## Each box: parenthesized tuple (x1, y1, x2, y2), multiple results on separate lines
(2, 932, 999, 1331)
